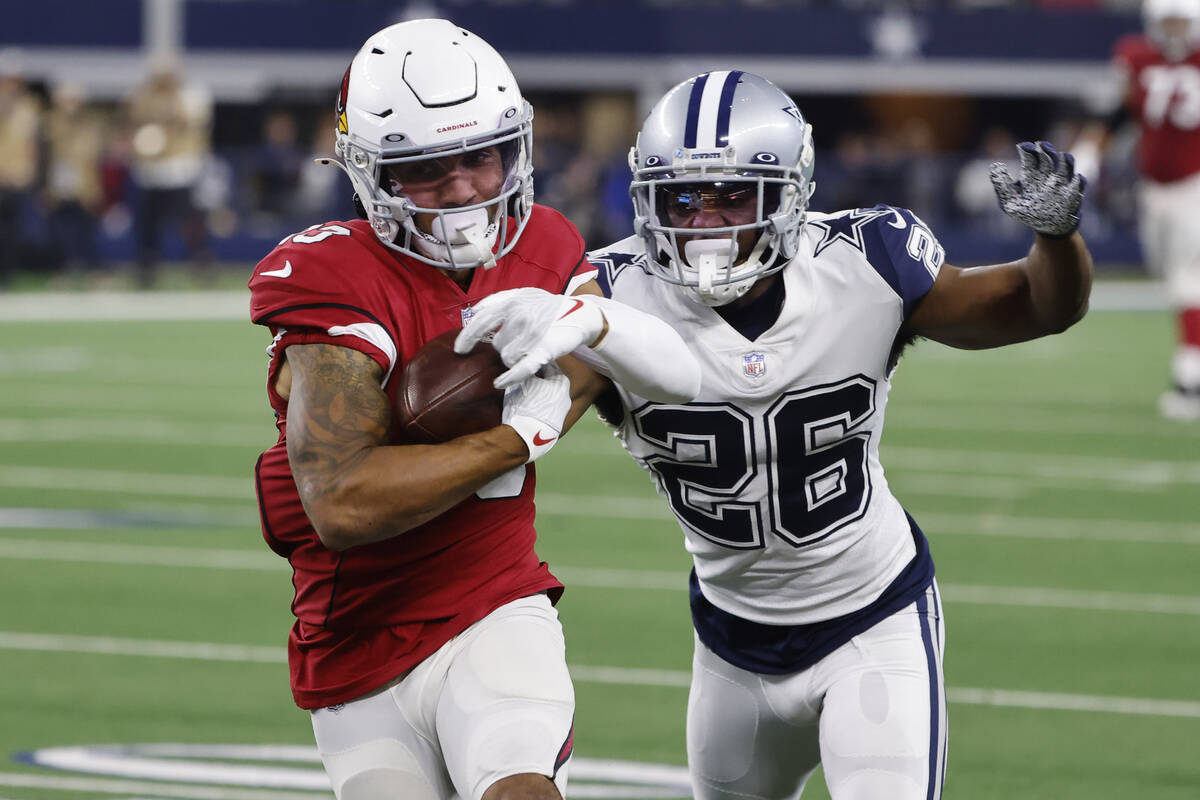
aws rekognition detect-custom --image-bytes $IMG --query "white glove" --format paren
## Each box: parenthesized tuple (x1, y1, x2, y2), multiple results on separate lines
(455, 288, 605, 389)
(989, 141, 1087, 238)
(501, 364, 572, 463)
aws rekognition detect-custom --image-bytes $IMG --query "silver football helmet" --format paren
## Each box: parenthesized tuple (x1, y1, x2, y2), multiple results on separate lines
(629, 71, 815, 306)
(333, 18, 534, 269)
(1144, 0, 1200, 61)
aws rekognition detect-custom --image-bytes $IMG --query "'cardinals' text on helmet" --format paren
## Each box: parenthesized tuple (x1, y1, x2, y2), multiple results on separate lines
(1144, 0, 1200, 61)
(628, 71, 815, 306)
(333, 18, 534, 269)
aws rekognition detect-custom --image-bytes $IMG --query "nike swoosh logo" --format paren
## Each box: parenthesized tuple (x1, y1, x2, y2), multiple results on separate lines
(261, 260, 293, 278)
(557, 299, 585, 320)
(532, 431, 557, 446)
(887, 210, 907, 229)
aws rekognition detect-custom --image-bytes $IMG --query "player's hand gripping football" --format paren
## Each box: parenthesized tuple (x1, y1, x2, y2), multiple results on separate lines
(455, 287, 606, 389)
(989, 141, 1087, 238)
(501, 364, 572, 463)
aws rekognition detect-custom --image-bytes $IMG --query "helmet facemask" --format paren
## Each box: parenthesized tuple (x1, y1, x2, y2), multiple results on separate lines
(338, 119, 534, 270)
(630, 150, 813, 307)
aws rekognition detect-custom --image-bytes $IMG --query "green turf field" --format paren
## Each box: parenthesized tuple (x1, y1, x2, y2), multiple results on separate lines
(0, 304, 1197, 799)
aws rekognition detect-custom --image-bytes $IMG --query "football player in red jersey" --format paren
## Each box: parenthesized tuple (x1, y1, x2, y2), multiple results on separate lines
(248, 19, 700, 800)
(1114, 0, 1200, 419)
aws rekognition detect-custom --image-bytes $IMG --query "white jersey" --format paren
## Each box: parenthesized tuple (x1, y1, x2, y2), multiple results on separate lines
(589, 205, 944, 673)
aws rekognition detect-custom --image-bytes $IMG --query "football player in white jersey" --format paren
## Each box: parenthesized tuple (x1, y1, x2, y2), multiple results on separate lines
(457, 72, 1092, 800)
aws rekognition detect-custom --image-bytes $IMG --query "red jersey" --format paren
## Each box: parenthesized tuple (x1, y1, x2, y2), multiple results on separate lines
(249, 206, 597, 709)
(1113, 34, 1200, 183)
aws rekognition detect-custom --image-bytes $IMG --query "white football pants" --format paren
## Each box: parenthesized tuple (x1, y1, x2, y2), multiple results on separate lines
(687, 582, 947, 800)
(310, 594, 575, 800)
(1139, 171, 1200, 308)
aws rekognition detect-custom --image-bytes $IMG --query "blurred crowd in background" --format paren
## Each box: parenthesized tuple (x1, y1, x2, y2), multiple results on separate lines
(0, 48, 1139, 289)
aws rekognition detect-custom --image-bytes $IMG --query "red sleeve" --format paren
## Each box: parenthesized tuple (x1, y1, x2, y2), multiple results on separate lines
(566, 258, 601, 295)
(1112, 34, 1141, 68)
(516, 205, 597, 294)
(249, 223, 404, 379)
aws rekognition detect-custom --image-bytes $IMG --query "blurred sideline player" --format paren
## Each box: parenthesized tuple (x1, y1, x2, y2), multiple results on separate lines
(459, 72, 1092, 799)
(1114, 0, 1200, 420)
(248, 20, 700, 800)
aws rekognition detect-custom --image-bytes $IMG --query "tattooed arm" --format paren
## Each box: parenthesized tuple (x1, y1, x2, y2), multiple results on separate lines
(282, 343, 529, 551)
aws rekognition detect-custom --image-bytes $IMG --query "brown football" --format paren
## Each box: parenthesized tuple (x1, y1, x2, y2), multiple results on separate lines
(397, 329, 506, 444)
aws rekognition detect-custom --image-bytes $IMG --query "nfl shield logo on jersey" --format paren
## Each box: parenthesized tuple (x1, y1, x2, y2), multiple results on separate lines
(742, 352, 767, 378)
(460, 305, 476, 327)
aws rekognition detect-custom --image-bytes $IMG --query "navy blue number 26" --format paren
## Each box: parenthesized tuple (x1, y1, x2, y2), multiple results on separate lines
(633, 376, 876, 549)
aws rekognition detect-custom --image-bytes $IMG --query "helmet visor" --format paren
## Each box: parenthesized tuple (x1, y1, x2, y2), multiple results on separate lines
(654, 180, 783, 228)
(380, 138, 522, 204)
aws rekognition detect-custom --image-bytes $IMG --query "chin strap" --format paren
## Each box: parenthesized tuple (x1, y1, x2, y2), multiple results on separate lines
(440, 212, 498, 270)
(682, 238, 765, 306)
(420, 208, 499, 269)
(683, 238, 735, 301)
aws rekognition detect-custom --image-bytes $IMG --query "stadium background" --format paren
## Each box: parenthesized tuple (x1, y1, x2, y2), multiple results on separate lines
(1, 1, 1198, 799)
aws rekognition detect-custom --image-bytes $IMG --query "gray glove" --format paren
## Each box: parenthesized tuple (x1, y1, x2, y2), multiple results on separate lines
(989, 141, 1087, 238)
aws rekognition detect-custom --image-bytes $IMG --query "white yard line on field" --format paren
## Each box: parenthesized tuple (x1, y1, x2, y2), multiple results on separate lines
(0, 538, 282, 569)
(0, 283, 1164, 324)
(0, 466, 252, 499)
(884, 407, 1200, 439)
(0, 388, 234, 413)
(912, 510, 1200, 545)
(541, 569, 1200, 616)
(2, 495, 1199, 547)
(0, 449, 1189, 507)
(3, 537, 1200, 617)
(0, 418, 270, 447)
(1, 631, 1197, 720)
(0, 291, 249, 322)
(884, 446, 1200, 486)
(0, 507, 254, 530)
(0, 771, 321, 799)
(2, 405, 1194, 446)
(0, 631, 284, 663)
(562, 434, 1200, 488)
(946, 688, 1200, 718)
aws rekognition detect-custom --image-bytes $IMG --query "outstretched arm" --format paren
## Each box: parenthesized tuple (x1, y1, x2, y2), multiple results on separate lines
(454, 281, 703, 403)
(906, 233, 1092, 349)
(283, 343, 568, 551)
(905, 141, 1093, 349)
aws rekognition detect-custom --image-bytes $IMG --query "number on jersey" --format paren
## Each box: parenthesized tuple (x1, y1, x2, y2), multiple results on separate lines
(280, 224, 353, 246)
(1142, 65, 1200, 129)
(633, 376, 876, 550)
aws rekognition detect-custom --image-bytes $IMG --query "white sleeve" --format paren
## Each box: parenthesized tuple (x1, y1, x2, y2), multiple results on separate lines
(571, 295, 702, 403)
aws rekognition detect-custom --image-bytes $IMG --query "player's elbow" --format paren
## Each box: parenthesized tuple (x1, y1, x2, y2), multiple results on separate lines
(633, 343, 703, 404)
(299, 482, 398, 552)
(1059, 297, 1089, 332)
(304, 499, 368, 552)
(1041, 293, 1090, 336)
(657, 353, 704, 403)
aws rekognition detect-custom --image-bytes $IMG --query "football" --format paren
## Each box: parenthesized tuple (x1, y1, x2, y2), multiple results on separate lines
(397, 329, 506, 444)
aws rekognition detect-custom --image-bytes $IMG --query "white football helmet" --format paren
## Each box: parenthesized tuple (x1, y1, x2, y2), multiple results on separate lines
(629, 71, 815, 306)
(1144, 0, 1200, 61)
(333, 18, 534, 269)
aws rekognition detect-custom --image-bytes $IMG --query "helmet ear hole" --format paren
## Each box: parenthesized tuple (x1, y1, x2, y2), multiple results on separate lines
(352, 193, 368, 220)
